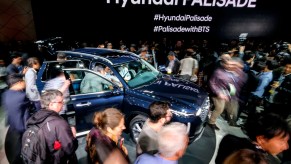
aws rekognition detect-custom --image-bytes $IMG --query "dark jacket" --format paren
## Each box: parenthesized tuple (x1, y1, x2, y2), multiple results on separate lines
(6, 63, 20, 75)
(265, 72, 291, 105)
(3, 89, 31, 164)
(165, 58, 180, 75)
(26, 109, 78, 164)
(2, 89, 30, 132)
(215, 134, 281, 164)
(273, 73, 291, 104)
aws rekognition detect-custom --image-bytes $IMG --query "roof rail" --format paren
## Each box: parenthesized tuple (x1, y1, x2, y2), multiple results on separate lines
(57, 50, 113, 65)
(81, 47, 140, 58)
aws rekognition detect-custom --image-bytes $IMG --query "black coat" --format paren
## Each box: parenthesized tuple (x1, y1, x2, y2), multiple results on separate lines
(274, 73, 291, 104)
(215, 134, 281, 164)
(26, 109, 78, 164)
(3, 89, 30, 163)
(165, 59, 180, 75)
(2, 89, 30, 132)
(265, 71, 291, 105)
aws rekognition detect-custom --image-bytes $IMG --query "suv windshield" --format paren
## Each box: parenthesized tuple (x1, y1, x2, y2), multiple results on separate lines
(113, 59, 160, 88)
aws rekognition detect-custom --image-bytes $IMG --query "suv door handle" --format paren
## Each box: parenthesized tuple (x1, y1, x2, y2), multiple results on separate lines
(76, 102, 92, 107)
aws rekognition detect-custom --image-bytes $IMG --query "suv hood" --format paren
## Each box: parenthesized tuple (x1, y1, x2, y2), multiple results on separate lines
(133, 76, 208, 106)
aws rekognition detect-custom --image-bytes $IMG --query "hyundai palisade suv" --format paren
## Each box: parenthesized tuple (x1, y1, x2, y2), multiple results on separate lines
(36, 48, 210, 143)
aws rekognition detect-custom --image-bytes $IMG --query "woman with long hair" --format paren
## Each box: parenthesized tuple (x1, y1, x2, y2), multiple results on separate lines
(85, 108, 129, 164)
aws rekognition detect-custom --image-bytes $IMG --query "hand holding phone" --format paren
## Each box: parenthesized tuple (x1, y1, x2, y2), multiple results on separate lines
(22, 66, 28, 74)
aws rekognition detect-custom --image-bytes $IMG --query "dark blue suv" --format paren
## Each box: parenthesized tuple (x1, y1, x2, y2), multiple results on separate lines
(36, 48, 210, 143)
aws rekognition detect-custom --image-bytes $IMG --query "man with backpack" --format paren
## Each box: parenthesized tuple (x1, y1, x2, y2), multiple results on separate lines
(21, 89, 78, 164)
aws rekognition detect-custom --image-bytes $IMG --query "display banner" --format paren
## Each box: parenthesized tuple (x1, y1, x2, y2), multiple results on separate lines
(31, 0, 289, 42)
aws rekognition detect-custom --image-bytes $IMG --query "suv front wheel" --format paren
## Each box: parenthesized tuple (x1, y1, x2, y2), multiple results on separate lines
(129, 115, 148, 143)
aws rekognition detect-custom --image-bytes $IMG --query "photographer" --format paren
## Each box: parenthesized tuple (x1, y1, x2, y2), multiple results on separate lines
(238, 33, 248, 59)
(6, 52, 28, 75)
(263, 56, 291, 119)
(274, 42, 291, 64)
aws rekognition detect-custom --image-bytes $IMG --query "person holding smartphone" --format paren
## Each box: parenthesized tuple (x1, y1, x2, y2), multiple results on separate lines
(6, 52, 28, 75)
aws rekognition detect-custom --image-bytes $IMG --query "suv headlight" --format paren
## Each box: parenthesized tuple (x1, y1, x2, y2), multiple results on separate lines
(169, 97, 210, 119)
(197, 97, 210, 121)
(196, 107, 202, 116)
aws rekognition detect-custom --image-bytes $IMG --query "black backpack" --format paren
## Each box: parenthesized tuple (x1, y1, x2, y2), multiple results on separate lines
(21, 117, 56, 164)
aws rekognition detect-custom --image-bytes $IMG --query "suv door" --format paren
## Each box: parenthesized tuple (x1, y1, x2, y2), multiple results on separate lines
(63, 68, 124, 136)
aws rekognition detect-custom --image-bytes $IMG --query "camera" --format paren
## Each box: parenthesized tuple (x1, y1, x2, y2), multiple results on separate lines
(238, 33, 248, 45)
(272, 41, 290, 53)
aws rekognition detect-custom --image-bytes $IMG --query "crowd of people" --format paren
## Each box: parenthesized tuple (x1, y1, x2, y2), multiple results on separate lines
(0, 37, 291, 164)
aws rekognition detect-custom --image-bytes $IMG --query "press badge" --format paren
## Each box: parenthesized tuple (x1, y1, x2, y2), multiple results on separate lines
(229, 83, 236, 96)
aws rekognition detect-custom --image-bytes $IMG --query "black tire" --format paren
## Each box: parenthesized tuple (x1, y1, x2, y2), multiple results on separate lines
(129, 115, 148, 143)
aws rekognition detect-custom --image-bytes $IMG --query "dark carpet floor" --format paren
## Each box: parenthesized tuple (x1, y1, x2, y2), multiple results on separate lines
(178, 124, 216, 164)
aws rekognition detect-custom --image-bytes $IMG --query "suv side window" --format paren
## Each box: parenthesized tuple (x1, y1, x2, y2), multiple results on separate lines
(70, 58, 90, 68)
(41, 61, 84, 81)
(65, 70, 85, 94)
(66, 69, 114, 95)
(91, 62, 122, 87)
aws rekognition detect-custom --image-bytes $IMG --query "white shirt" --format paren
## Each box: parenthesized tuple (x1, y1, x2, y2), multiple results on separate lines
(179, 57, 198, 76)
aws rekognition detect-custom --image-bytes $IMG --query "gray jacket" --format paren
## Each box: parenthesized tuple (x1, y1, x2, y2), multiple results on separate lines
(25, 68, 40, 101)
